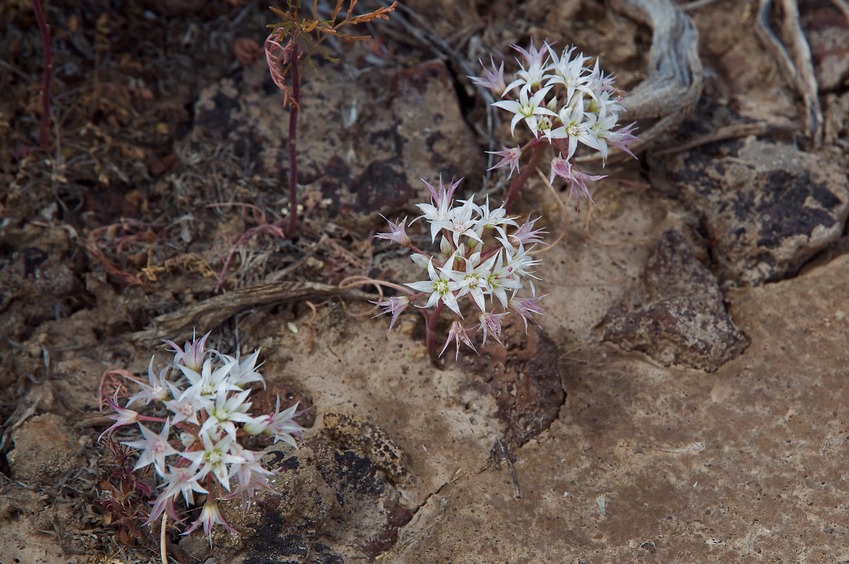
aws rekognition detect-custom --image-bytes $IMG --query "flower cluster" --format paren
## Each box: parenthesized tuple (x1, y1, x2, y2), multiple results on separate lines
(471, 40, 638, 207)
(100, 332, 305, 543)
(375, 177, 546, 359)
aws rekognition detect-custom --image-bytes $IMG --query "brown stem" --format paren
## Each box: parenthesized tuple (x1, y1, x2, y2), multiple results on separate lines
(285, 37, 300, 238)
(505, 140, 545, 211)
(32, 0, 52, 150)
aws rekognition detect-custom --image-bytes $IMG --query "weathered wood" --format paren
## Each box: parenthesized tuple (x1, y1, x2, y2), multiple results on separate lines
(579, 0, 703, 163)
(129, 281, 373, 345)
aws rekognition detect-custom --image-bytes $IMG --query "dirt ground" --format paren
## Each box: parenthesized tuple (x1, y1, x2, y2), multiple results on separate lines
(2, 0, 849, 562)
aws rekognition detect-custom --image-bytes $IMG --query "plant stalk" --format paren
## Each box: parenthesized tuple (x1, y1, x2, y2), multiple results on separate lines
(285, 35, 300, 238)
(505, 140, 545, 210)
(32, 0, 52, 150)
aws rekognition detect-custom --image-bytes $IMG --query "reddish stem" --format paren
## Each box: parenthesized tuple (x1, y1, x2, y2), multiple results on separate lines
(285, 37, 300, 238)
(32, 0, 52, 150)
(423, 304, 444, 362)
(505, 139, 545, 210)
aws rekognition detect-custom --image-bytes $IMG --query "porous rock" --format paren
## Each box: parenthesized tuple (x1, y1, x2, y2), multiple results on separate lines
(7, 413, 83, 486)
(649, 136, 849, 285)
(460, 320, 566, 447)
(603, 229, 748, 371)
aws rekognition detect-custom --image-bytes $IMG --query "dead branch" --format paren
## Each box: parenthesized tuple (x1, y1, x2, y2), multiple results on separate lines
(129, 280, 374, 345)
(755, 0, 823, 146)
(578, 0, 703, 164)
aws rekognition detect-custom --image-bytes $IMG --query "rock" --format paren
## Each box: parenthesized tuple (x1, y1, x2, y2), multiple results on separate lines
(649, 137, 849, 285)
(223, 441, 412, 563)
(190, 56, 485, 235)
(603, 230, 748, 371)
(7, 414, 83, 486)
(459, 320, 566, 447)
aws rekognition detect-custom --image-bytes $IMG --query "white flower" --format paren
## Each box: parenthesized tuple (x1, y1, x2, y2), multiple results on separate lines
(475, 196, 517, 236)
(549, 101, 601, 159)
(164, 330, 212, 372)
(492, 86, 557, 137)
(415, 177, 462, 242)
(504, 40, 553, 94)
(265, 399, 306, 448)
(219, 349, 266, 390)
(406, 256, 464, 316)
(179, 357, 238, 400)
(123, 419, 179, 476)
(180, 432, 246, 492)
(102, 335, 305, 542)
(200, 387, 254, 440)
(127, 357, 171, 406)
(448, 198, 483, 247)
(455, 251, 497, 313)
(544, 45, 592, 105)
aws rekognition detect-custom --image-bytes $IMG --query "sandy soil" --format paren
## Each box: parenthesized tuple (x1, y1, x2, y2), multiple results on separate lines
(2, 0, 849, 562)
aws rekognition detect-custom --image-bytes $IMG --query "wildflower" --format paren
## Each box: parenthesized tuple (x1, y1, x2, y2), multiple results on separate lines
(376, 215, 411, 246)
(123, 419, 178, 475)
(455, 251, 497, 313)
(200, 387, 254, 440)
(487, 146, 523, 179)
(469, 56, 506, 94)
(374, 178, 547, 358)
(371, 296, 410, 330)
(263, 398, 306, 448)
(550, 101, 602, 159)
(475, 196, 517, 236)
(505, 39, 552, 94)
(511, 216, 547, 246)
(440, 320, 477, 360)
(405, 256, 463, 316)
(478, 311, 508, 346)
(99, 391, 140, 441)
(224, 445, 274, 509)
(127, 357, 171, 406)
(179, 357, 239, 400)
(164, 330, 212, 372)
(155, 464, 208, 510)
(102, 333, 305, 542)
(183, 499, 236, 545)
(493, 85, 557, 137)
(181, 432, 245, 492)
(416, 177, 461, 242)
(549, 155, 606, 209)
(480, 40, 638, 205)
(544, 45, 591, 104)
(448, 198, 483, 247)
(510, 295, 548, 333)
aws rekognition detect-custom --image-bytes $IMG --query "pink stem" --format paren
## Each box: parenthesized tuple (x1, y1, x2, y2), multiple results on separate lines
(505, 139, 545, 210)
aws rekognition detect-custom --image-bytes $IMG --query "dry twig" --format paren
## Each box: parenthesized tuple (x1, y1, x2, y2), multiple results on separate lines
(755, 0, 823, 145)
